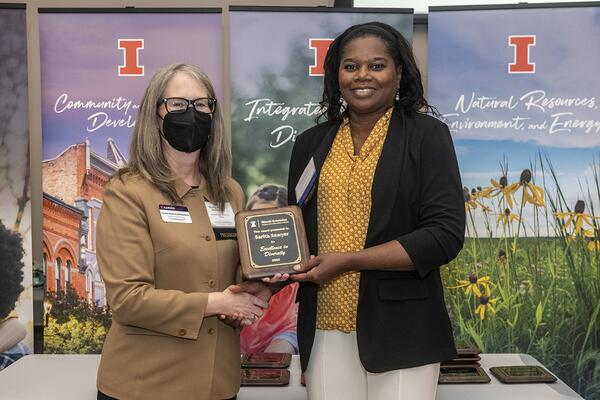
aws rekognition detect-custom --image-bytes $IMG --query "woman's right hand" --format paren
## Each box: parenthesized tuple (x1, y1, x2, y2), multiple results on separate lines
(261, 272, 291, 284)
(263, 256, 315, 284)
(206, 288, 269, 322)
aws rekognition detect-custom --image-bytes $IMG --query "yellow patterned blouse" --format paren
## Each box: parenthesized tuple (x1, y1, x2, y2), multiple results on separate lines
(316, 108, 392, 332)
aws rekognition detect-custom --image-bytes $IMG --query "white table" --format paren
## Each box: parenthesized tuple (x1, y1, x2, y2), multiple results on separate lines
(438, 353, 582, 400)
(0, 354, 583, 399)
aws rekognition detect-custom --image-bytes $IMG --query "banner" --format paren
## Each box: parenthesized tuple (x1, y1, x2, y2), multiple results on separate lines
(429, 5, 600, 398)
(0, 4, 33, 371)
(39, 9, 222, 354)
(230, 7, 413, 195)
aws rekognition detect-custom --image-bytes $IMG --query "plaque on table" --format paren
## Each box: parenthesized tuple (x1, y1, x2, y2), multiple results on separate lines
(241, 353, 292, 369)
(442, 355, 482, 366)
(438, 365, 491, 384)
(236, 206, 309, 280)
(455, 340, 481, 357)
(240, 368, 290, 386)
(489, 365, 557, 384)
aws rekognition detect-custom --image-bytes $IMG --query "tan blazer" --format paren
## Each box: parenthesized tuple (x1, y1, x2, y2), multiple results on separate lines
(96, 174, 245, 400)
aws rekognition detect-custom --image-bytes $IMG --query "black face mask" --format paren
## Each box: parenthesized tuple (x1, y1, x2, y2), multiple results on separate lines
(160, 107, 212, 153)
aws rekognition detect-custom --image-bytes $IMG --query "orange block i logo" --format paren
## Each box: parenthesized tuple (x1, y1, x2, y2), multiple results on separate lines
(508, 35, 536, 74)
(118, 39, 144, 76)
(308, 38, 333, 76)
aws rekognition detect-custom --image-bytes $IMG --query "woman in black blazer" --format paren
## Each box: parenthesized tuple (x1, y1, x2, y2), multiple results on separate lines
(286, 22, 465, 400)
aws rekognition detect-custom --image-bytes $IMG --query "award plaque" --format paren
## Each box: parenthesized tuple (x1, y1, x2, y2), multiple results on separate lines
(241, 353, 292, 369)
(438, 366, 491, 384)
(240, 368, 290, 386)
(236, 206, 309, 280)
(489, 365, 557, 384)
(455, 340, 481, 357)
(442, 355, 482, 366)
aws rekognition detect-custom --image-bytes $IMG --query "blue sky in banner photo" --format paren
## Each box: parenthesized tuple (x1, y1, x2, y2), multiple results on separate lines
(429, 6, 600, 230)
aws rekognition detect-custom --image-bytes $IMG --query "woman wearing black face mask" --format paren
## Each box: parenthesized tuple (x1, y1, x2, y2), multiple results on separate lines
(158, 96, 213, 153)
(95, 64, 271, 400)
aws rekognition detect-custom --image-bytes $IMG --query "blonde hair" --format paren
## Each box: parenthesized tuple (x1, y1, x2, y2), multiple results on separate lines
(119, 63, 231, 207)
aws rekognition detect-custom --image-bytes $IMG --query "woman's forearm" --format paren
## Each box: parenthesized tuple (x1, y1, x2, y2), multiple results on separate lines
(348, 240, 415, 272)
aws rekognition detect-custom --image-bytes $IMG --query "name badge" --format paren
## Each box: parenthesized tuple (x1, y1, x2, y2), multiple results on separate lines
(295, 157, 317, 207)
(159, 205, 192, 224)
(205, 201, 237, 240)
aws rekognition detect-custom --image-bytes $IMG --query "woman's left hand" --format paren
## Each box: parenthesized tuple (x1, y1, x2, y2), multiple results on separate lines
(291, 253, 353, 285)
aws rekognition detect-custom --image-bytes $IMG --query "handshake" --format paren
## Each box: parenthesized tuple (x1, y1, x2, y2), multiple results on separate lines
(207, 252, 346, 327)
(207, 278, 287, 328)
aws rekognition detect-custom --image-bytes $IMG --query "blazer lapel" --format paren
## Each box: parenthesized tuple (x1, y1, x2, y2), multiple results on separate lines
(365, 109, 406, 248)
(299, 121, 339, 209)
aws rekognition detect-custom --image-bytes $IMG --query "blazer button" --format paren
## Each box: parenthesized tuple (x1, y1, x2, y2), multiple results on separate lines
(178, 328, 187, 336)
(205, 235, 212, 241)
(208, 279, 216, 288)
(208, 328, 215, 335)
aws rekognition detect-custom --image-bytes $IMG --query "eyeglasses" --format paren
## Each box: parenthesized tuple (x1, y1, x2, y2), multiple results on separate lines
(157, 97, 217, 114)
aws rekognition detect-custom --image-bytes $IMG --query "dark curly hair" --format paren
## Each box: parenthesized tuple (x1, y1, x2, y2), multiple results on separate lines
(318, 21, 435, 122)
(0, 220, 25, 320)
(247, 184, 288, 209)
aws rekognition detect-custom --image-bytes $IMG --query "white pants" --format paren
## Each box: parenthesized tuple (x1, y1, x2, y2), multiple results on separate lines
(305, 329, 440, 400)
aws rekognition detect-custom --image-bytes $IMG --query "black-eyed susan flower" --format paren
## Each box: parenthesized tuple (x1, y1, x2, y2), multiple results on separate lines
(478, 185, 494, 199)
(555, 200, 594, 235)
(478, 189, 491, 199)
(464, 187, 489, 212)
(582, 229, 600, 251)
(567, 228, 594, 242)
(484, 175, 519, 209)
(472, 188, 492, 212)
(497, 249, 507, 263)
(450, 274, 491, 297)
(475, 293, 497, 320)
(587, 239, 600, 251)
(518, 169, 545, 207)
(497, 208, 519, 227)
